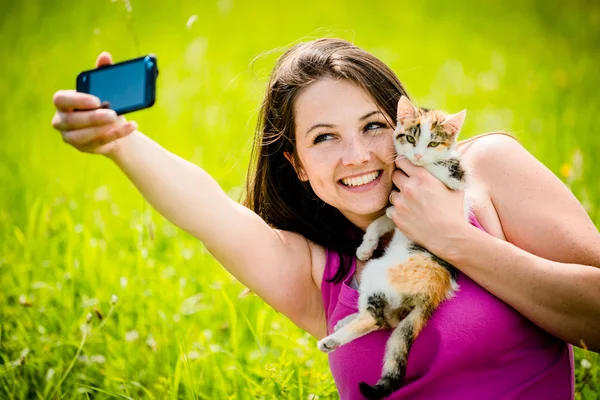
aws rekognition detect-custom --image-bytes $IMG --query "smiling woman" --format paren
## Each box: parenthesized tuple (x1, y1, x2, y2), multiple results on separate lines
(288, 79, 396, 230)
(50, 38, 600, 399)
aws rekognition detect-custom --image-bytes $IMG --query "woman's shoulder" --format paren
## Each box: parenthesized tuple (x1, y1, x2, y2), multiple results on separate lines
(456, 132, 527, 239)
(458, 132, 523, 168)
(458, 132, 531, 188)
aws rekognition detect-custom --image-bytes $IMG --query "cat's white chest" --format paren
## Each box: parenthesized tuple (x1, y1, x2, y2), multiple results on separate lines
(358, 229, 413, 309)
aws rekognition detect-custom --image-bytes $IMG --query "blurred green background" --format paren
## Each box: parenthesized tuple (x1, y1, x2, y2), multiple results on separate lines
(1, 0, 599, 398)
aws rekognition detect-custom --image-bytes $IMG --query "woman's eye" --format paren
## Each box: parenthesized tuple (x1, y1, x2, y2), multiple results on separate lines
(428, 142, 440, 148)
(365, 122, 386, 132)
(313, 133, 333, 144)
(406, 136, 416, 144)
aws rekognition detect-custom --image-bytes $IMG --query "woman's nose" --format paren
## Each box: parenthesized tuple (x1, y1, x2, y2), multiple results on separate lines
(341, 136, 371, 166)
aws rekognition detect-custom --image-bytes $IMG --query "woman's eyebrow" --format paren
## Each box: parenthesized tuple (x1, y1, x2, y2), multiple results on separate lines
(305, 110, 382, 136)
(305, 123, 335, 137)
(359, 110, 382, 121)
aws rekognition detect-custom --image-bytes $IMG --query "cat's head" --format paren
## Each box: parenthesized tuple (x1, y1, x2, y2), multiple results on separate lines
(393, 96, 466, 166)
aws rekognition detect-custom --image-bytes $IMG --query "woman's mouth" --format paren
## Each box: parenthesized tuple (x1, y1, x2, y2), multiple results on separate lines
(339, 170, 382, 190)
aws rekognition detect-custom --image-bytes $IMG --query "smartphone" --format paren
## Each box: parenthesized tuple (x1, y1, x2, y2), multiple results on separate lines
(76, 55, 159, 115)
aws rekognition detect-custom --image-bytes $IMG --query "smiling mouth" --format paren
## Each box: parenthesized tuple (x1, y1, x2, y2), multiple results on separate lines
(340, 170, 382, 187)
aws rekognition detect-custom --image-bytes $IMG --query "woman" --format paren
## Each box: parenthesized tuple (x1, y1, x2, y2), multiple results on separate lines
(51, 38, 600, 399)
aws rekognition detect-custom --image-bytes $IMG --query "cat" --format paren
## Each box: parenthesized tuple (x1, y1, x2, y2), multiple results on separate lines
(317, 96, 470, 400)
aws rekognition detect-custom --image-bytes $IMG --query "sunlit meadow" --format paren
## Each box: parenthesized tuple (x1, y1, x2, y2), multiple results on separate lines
(1, 0, 599, 398)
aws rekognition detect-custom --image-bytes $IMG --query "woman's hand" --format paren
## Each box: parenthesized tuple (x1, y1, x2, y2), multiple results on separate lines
(387, 157, 469, 253)
(51, 52, 138, 158)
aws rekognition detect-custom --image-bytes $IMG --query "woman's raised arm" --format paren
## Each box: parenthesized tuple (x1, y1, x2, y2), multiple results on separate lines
(51, 53, 327, 339)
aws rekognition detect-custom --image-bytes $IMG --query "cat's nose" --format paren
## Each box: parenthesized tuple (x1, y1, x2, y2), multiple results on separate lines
(414, 153, 423, 160)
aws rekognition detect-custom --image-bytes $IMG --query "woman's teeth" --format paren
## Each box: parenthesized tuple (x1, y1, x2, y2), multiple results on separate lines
(341, 171, 380, 187)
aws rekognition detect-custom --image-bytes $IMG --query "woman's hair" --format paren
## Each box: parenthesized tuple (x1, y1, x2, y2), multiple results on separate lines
(244, 38, 410, 283)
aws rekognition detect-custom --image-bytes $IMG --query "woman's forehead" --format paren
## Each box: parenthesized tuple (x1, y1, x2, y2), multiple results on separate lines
(293, 79, 379, 129)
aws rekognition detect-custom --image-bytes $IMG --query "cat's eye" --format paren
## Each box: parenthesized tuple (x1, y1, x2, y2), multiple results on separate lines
(428, 142, 440, 148)
(406, 136, 416, 144)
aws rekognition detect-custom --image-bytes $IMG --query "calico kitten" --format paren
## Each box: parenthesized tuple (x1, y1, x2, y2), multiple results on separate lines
(317, 96, 470, 400)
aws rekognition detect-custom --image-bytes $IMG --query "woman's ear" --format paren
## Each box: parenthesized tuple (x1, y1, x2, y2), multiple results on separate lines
(284, 152, 309, 181)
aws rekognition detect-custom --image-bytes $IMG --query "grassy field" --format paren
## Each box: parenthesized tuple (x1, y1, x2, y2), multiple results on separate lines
(1, 0, 599, 398)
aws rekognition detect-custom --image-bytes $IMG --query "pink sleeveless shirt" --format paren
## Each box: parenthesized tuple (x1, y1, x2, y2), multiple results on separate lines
(321, 215, 574, 399)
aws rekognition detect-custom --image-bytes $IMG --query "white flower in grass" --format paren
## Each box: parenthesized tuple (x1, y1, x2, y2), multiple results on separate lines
(90, 355, 106, 364)
(125, 330, 140, 342)
(146, 333, 157, 351)
(78, 355, 91, 365)
(111, 294, 118, 305)
(248, 350, 261, 361)
(186, 15, 198, 29)
(19, 295, 31, 307)
(581, 359, 592, 369)
(181, 248, 194, 260)
(209, 344, 221, 353)
(46, 368, 55, 382)
(187, 350, 200, 360)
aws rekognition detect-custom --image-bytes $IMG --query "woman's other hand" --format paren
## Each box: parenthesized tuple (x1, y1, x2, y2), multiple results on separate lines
(388, 157, 468, 253)
(51, 52, 138, 158)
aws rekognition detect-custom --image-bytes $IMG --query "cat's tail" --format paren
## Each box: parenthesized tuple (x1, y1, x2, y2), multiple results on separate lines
(359, 306, 430, 400)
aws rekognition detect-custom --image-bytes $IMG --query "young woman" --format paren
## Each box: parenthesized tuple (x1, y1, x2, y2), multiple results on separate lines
(51, 38, 600, 399)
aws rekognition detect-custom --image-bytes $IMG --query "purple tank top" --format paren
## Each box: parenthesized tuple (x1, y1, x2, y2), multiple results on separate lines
(321, 215, 574, 399)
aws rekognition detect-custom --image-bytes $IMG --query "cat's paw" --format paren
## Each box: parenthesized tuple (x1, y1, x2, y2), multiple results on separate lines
(318, 337, 340, 353)
(357, 241, 377, 260)
(334, 313, 358, 332)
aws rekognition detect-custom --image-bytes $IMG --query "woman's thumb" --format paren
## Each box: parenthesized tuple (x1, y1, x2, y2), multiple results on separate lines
(96, 51, 113, 68)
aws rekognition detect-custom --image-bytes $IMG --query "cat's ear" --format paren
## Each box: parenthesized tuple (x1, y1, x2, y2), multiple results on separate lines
(284, 152, 309, 181)
(397, 96, 418, 128)
(441, 110, 467, 136)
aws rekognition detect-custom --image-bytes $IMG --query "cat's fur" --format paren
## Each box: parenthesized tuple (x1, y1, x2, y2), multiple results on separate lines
(317, 96, 470, 400)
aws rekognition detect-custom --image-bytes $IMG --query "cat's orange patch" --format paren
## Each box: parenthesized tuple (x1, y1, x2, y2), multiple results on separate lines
(386, 254, 453, 307)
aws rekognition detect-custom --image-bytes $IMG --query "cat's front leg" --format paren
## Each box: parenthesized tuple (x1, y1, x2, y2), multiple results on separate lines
(357, 210, 396, 261)
(334, 312, 359, 332)
(318, 312, 379, 353)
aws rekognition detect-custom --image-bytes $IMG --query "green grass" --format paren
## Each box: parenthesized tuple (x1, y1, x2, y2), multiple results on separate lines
(1, 0, 599, 398)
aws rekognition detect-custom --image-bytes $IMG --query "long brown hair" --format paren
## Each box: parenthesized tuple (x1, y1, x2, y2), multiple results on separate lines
(244, 38, 410, 282)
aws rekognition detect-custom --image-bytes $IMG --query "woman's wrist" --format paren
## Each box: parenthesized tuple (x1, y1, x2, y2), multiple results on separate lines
(431, 221, 483, 265)
(105, 129, 143, 163)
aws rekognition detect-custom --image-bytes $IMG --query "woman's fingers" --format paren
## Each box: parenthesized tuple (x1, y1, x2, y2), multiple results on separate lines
(388, 190, 400, 205)
(52, 108, 118, 131)
(395, 156, 420, 176)
(96, 51, 113, 68)
(392, 168, 410, 190)
(62, 117, 135, 151)
(53, 90, 101, 112)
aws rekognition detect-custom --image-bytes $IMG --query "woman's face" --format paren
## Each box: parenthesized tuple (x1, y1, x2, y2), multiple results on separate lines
(290, 78, 396, 230)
